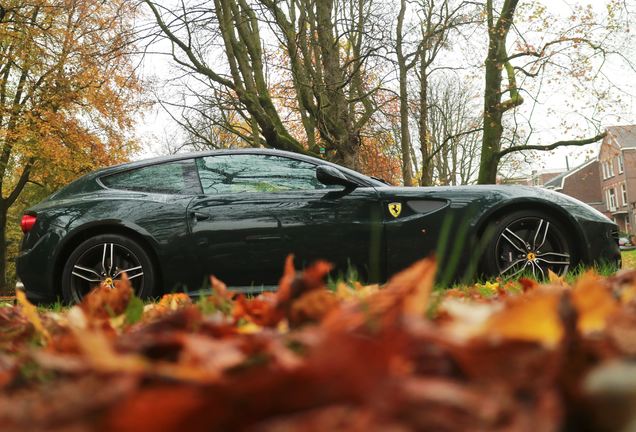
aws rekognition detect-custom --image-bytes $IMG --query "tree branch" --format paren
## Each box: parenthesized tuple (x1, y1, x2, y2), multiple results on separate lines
(496, 131, 606, 159)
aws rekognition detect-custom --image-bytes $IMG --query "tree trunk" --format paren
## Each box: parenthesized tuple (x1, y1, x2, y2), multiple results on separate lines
(396, 0, 413, 186)
(419, 59, 432, 186)
(477, 21, 504, 184)
(315, 0, 356, 167)
(477, 0, 520, 184)
(0, 203, 7, 294)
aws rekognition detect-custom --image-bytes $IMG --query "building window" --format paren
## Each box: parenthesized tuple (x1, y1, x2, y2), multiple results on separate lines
(622, 183, 628, 207)
(602, 162, 607, 179)
(608, 160, 615, 177)
(608, 188, 617, 211)
(618, 155, 624, 174)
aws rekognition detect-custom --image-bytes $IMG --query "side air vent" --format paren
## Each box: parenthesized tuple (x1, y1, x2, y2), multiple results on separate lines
(610, 229, 619, 245)
(406, 200, 448, 215)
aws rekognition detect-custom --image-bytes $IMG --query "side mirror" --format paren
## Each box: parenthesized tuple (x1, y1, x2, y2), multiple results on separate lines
(316, 165, 358, 189)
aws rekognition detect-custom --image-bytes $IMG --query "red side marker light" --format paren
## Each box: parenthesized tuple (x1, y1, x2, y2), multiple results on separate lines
(21, 214, 36, 233)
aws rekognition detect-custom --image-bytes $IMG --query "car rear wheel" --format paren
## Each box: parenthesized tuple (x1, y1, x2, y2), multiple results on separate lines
(482, 210, 573, 279)
(61, 234, 155, 303)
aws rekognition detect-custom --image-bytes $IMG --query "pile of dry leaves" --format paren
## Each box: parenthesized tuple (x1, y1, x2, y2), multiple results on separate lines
(1, 256, 636, 431)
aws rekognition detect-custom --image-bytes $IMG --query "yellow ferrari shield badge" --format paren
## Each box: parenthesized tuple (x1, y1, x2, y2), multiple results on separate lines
(388, 202, 402, 218)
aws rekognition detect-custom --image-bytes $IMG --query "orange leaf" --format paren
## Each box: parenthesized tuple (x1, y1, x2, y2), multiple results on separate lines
(572, 272, 618, 334)
(15, 290, 50, 343)
(80, 276, 133, 321)
(481, 290, 563, 347)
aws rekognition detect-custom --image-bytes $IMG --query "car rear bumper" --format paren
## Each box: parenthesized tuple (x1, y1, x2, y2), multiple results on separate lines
(16, 229, 65, 304)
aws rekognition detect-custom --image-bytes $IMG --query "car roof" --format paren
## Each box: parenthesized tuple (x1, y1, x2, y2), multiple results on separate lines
(90, 148, 385, 187)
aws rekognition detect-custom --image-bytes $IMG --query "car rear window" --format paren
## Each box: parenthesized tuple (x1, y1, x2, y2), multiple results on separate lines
(101, 159, 202, 195)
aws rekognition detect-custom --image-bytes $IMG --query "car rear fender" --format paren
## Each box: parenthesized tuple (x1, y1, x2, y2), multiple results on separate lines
(52, 220, 163, 296)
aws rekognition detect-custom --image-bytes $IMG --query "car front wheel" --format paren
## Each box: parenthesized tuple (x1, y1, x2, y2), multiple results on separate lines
(482, 210, 573, 279)
(61, 234, 155, 303)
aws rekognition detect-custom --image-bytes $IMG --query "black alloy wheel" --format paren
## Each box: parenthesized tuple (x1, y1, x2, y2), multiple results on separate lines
(483, 211, 573, 279)
(61, 234, 155, 303)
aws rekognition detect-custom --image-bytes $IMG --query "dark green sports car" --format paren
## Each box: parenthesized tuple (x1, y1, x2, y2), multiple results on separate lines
(17, 149, 620, 303)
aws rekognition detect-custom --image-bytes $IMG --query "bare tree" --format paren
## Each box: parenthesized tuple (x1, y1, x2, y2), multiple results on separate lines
(144, 0, 306, 155)
(476, 0, 631, 184)
(395, 0, 418, 185)
(428, 77, 481, 185)
(393, 0, 477, 185)
(144, 0, 391, 169)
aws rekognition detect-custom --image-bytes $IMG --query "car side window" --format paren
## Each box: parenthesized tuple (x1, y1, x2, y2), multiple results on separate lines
(101, 159, 202, 195)
(196, 154, 337, 194)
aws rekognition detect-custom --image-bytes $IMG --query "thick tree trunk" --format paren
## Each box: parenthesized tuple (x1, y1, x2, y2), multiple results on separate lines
(315, 0, 357, 168)
(477, 0, 520, 184)
(477, 25, 504, 185)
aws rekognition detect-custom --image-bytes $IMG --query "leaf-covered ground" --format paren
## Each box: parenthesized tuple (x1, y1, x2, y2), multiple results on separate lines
(1, 257, 636, 431)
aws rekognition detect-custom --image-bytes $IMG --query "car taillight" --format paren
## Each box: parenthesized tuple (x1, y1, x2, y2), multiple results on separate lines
(21, 214, 36, 233)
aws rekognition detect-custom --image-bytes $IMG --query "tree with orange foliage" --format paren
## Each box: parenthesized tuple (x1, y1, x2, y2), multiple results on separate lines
(0, 0, 143, 293)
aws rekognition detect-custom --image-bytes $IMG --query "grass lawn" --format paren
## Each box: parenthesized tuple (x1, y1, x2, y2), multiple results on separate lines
(622, 249, 636, 269)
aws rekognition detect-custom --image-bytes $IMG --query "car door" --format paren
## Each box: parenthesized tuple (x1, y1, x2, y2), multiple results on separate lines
(188, 153, 383, 288)
(275, 186, 384, 282)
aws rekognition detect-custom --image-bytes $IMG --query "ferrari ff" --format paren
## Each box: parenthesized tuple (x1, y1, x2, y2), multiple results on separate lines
(16, 149, 620, 303)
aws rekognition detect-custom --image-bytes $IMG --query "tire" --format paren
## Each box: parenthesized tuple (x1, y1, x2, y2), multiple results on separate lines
(61, 234, 156, 304)
(481, 210, 574, 279)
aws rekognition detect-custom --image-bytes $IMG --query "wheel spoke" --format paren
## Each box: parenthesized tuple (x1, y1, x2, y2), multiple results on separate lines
(500, 258, 527, 275)
(127, 271, 144, 281)
(114, 265, 143, 279)
(501, 228, 528, 253)
(109, 243, 114, 274)
(507, 260, 531, 278)
(72, 265, 102, 283)
(532, 220, 550, 250)
(531, 261, 546, 279)
(536, 258, 570, 266)
(101, 243, 108, 273)
(537, 252, 570, 259)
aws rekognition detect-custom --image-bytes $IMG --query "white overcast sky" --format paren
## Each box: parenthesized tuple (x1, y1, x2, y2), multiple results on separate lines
(133, 0, 636, 176)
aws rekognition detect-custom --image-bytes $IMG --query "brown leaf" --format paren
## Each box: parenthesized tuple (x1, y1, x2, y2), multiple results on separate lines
(606, 302, 636, 356)
(383, 257, 436, 317)
(289, 290, 339, 327)
(0, 375, 138, 432)
(80, 276, 133, 322)
(0, 306, 33, 353)
(234, 294, 283, 327)
(322, 258, 436, 333)
(247, 405, 403, 432)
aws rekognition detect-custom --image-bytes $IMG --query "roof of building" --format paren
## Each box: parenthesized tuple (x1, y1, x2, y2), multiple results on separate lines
(606, 125, 636, 148)
(543, 158, 597, 190)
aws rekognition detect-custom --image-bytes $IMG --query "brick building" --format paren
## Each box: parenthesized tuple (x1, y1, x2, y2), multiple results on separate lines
(543, 159, 605, 214)
(499, 169, 564, 186)
(598, 125, 636, 233)
(543, 125, 636, 234)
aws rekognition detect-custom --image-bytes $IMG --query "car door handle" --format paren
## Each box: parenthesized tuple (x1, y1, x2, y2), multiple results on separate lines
(191, 212, 210, 221)
(246, 235, 282, 242)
